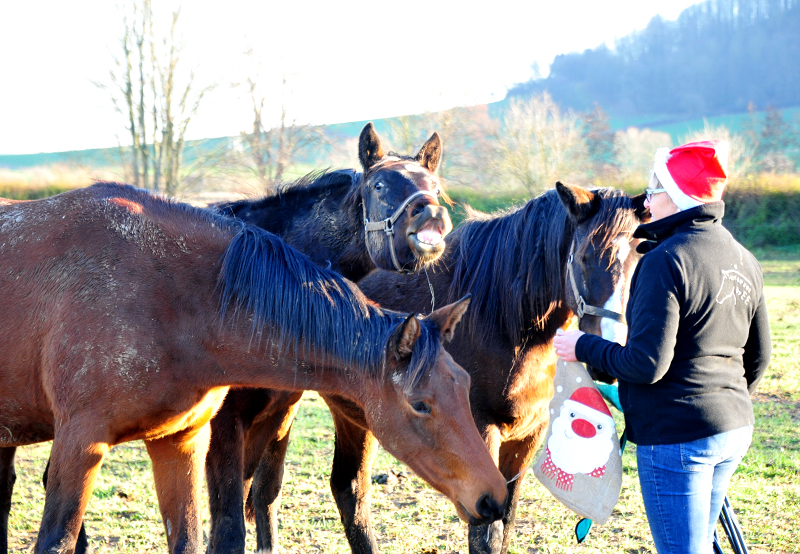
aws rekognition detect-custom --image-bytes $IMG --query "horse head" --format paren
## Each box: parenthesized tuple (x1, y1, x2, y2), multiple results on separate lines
(356, 122, 453, 273)
(557, 182, 649, 382)
(365, 295, 507, 526)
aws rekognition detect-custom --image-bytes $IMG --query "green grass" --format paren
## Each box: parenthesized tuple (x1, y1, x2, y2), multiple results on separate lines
(6, 252, 800, 553)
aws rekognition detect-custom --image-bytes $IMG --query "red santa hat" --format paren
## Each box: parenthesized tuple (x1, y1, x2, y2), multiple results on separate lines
(653, 140, 729, 211)
(562, 387, 615, 427)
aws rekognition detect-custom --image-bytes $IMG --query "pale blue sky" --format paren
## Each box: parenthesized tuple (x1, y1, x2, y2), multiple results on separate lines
(0, 0, 703, 155)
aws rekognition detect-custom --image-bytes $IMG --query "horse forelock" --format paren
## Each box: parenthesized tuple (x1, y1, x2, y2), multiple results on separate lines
(449, 189, 572, 345)
(576, 189, 640, 268)
(217, 224, 440, 385)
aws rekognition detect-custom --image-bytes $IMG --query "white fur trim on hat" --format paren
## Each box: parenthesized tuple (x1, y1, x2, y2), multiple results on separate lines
(652, 147, 703, 211)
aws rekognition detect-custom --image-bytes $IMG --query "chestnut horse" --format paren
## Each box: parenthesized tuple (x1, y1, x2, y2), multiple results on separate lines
(0, 121, 453, 554)
(241, 183, 648, 553)
(203, 123, 452, 553)
(0, 183, 506, 554)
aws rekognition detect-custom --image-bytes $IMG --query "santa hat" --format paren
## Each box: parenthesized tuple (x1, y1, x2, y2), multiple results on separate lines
(563, 387, 614, 427)
(653, 140, 729, 211)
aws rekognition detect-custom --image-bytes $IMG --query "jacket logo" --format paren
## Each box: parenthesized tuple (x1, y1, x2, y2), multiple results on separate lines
(716, 268, 753, 306)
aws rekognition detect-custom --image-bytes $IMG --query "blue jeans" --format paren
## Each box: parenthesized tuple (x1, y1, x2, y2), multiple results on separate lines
(636, 426, 753, 554)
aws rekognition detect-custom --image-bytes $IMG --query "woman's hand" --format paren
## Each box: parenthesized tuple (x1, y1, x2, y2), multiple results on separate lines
(553, 329, 585, 362)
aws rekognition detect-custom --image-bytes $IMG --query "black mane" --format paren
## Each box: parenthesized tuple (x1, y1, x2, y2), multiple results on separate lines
(448, 187, 637, 345)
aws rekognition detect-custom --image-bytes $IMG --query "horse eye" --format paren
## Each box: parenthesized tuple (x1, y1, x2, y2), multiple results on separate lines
(374, 181, 385, 190)
(411, 401, 431, 415)
(569, 412, 576, 418)
(597, 424, 603, 430)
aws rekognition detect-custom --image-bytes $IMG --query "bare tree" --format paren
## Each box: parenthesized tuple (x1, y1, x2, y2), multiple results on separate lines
(681, 120, 755, 183)
(382, 105, 495, 188)
(234, 49, 329, 192)
(614, 127, 673, 186)
(490, 93, 588, 193)
(97, 0, 215, 195)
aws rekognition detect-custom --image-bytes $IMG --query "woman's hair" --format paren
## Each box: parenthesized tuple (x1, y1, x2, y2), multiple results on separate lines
(648, 170, 680, 211)
(648, 171, 662, 190)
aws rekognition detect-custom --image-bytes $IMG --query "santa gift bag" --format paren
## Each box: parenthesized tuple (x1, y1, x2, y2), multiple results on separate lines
(533, 359, 622, 524)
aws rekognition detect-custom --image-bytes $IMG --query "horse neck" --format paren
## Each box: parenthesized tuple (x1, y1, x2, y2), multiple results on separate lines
(446, 196, 574, 347)
(230, 184, 373, 282)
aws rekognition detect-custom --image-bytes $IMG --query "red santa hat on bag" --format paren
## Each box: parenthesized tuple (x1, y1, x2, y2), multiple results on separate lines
(562, 387, 615, 429)
(653, 140, 729, 211)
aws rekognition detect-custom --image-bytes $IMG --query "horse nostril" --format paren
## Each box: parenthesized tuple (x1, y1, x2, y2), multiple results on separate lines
(411, 204, 425, 217)
(475, 492, 504, 522)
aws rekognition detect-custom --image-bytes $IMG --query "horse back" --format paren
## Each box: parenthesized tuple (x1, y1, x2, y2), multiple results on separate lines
(0, 184, 233, 446)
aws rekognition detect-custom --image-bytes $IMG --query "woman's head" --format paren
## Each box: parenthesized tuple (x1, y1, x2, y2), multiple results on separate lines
(647, 140, 729, 219)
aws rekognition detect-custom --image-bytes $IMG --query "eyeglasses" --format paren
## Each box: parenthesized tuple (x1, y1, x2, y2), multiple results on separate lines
(645, 187, 666, 202)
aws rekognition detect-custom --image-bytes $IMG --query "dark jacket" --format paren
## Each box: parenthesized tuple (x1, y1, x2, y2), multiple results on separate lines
(575, 201, 771, 445)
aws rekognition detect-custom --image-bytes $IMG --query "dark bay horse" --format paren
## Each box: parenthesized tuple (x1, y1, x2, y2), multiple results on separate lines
(243, 182, 648, 553)
(202, 123, 453, 553)
(0, 183, 506, 554)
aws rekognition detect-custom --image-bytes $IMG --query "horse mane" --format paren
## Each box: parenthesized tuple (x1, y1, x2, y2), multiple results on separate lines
(448, 187, 637, 345)
(87, 181, 437, 390)
(218, 224, 439, 391)
(216, 169, 363, 217)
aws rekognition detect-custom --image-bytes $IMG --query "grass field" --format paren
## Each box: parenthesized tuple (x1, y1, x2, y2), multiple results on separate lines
(6, 256, 800, 554)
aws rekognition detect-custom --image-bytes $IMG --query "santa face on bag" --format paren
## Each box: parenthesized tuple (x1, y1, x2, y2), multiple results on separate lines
(541, 387, 615, 490)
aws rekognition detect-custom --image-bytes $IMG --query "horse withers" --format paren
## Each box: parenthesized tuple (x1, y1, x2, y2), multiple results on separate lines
(0, 183, 505, 554)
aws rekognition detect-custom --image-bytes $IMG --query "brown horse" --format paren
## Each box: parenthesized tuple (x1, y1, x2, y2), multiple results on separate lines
(203, 123, 453, 553)
(241, 182, 648, 553)
(0, 183, 507, 554)
(0, 121, 453, 554)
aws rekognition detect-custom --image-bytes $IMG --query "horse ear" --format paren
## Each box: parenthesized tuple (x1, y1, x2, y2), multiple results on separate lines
(359, 122, 385, 172)
(426, 294, 471, 342)
(415, 131, 442, 173)
(391, 313, 421, 360)
(556, 181, 598, 223)
(631, 192, 651, 222)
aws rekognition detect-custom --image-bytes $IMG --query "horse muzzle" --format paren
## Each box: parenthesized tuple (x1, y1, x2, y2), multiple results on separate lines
(458, 492, 505, 525)
(406, 204, 452, 259)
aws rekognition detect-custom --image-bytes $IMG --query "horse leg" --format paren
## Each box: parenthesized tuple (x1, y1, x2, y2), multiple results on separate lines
(325, 399, 380, 554)
(205, 404, 246, 554)
(496, 437, 539, 554)
(34, 428, 109, 554)
(246, 392, 302, 554)
(42, 458, 88, 554)
(145, 423, 211, 554)
(0, 447, 16, 554)
(467, 425, 503, 554)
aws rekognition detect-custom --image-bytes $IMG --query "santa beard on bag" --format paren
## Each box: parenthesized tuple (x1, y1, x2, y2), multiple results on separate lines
(548, 406, 615, 475)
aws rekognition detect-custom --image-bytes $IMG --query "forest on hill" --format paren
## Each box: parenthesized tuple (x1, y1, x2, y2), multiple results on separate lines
(508, 0, 800, 118)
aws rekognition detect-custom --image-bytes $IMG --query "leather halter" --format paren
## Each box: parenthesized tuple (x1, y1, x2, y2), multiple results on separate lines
(362, 189, 439, 274)
(566, 239, 627, 324)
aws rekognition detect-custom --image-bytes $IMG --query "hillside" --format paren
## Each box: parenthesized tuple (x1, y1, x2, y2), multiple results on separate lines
(508, 0, 800, 118)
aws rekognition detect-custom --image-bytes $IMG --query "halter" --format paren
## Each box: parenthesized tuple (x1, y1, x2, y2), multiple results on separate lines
(566, 238, 627, 324)
(363, 190, 440, 274)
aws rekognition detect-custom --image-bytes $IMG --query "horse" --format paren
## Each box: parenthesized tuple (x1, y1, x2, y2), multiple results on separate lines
(202, 122, 453, 553)
(240, 182, 648, 553)
(0, 183, 507, 554)
(0, 121, 453, 554)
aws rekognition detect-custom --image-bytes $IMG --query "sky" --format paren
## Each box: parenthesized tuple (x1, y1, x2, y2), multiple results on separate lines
(0, 0, 705, 156)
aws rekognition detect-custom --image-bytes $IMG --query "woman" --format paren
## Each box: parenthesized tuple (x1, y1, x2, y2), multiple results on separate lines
(554, 140, 771, 554)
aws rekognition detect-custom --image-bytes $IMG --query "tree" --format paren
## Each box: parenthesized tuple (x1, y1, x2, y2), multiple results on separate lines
(98, 0, 215, 195)
(680, 120, 755, 182)
(383, 105, 495, 188)
(614, 127, 673, 186)
(490, 93, 588, 193)
(235, 49, 329, 192)
(581, 104, 618, 182)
